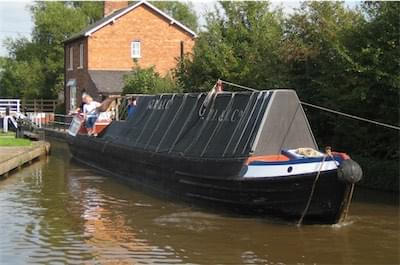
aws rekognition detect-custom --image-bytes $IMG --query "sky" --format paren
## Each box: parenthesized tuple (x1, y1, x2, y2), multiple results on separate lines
(0, 1, 357, 57)
(0, 1, 34, 56)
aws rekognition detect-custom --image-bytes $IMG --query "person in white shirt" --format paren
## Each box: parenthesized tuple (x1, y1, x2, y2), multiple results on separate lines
(82, 93, 100, 136)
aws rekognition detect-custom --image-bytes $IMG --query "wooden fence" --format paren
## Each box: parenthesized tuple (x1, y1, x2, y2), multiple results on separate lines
(21, 99, 59, 113)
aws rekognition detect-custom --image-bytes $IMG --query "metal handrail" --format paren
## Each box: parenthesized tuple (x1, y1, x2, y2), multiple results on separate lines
(39, 113, 74, 131)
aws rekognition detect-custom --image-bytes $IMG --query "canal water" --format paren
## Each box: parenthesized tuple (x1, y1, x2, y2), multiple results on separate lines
(0, 141, 398, 265)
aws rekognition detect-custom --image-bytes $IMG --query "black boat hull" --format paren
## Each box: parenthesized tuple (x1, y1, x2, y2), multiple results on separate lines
(68, 135, 350, 224)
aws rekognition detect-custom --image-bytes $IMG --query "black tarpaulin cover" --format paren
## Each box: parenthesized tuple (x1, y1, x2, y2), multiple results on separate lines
(101, 90, 317, 158)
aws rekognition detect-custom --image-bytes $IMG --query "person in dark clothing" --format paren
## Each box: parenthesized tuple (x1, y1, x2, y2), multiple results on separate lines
(127, 97, 137, 118)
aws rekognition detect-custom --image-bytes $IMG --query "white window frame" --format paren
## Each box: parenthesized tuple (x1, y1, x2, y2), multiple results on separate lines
(131, 40, 141, 58)
(78, 43, 83, 69)
(68, 47, 73, 70)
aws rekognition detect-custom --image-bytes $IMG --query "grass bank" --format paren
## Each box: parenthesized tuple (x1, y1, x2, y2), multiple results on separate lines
(0, 132, 31, 147)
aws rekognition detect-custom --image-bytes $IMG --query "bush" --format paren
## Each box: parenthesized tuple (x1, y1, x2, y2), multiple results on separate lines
(123, 63, 180, 95)
(354, 155, 399, 192)
(55, 102, 65, 114)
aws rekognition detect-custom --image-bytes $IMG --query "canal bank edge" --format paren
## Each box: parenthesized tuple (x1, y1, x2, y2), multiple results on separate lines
(40, 128, 67, 141)
(0, 141, 51, 178)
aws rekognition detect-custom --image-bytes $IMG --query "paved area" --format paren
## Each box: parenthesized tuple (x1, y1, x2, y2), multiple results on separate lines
(0, 147, 27, 163)
(0, 141, 50, 177)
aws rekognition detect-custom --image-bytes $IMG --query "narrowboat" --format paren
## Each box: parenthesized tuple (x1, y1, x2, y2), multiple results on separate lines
(67, 89, 362, 224)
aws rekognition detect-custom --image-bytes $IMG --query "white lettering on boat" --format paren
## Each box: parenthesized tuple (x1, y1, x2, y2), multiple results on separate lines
(203, 108, 244, 122)
(147, 98, 173, 110)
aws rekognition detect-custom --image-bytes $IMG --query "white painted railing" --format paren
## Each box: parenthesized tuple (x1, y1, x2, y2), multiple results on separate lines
(0, 99, 20, 115)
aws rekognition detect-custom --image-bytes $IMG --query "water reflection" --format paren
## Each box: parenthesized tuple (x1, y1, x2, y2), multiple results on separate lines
(0, 141, 398, 265)
(81, 184, 153, 264)
(66, 162, 184, 264)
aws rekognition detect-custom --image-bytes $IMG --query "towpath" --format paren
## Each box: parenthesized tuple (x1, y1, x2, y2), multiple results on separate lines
(0, 141, 50, 178)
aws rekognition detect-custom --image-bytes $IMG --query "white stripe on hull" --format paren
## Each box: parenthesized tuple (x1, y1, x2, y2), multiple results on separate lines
(243, 161, 338, 178)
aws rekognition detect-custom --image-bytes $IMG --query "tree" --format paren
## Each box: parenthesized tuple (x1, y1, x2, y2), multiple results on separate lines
(172, 1, 398, 190)
(0, 2, 103, 99)
(283, 1, 399, 190)
(346, 2, 399, 128)
(152, 1, 198, 31)
(283, 2, 362, 102)
(342, 1, 399, 164)
(31, 2, 94, 98)
(175, 1, 286, 92)
(0, 1, 196, 99)
(282, 2, 364, 153)
(123, 63, 178, 94)
(72, 1, 104, 24)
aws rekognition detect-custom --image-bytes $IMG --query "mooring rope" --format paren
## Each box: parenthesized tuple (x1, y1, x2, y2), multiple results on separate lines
(300, 101, 400, 131)
(297, 154, 328, 226)
(340, 183, 356, 223)
(219, 79, 259, 92)
(217, 80, 400, 131)
(217, 79, 395, 224)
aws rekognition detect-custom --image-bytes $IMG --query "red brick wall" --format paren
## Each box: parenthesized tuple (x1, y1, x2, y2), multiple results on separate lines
(65, 3, 196, 111)
(87, 5, 195, 75)
(65, 39, 98, 111)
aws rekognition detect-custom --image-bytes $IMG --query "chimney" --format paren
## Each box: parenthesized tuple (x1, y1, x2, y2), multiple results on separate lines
(104, 1, 128, 17)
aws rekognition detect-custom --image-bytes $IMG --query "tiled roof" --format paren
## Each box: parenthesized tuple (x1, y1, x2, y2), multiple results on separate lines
(66, 4, 133, 43)
(65, 0, 197, 43)
(89, 70, 130, 94)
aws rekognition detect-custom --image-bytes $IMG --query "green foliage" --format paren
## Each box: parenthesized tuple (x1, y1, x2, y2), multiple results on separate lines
(282, 2, 399, 156)
(152, 1, 198, 31)
(0, 1, 196, 100)
(355, 155, 399, 192)
(123, 63, 178, 94)
(0, 1, 103, 99)
(175, 1, 399, 191)
(55, 102, 66, 115)
(71, 1, 104, 24)
(282, 2, 363, 149)
(175, 1, 286, 92)
(347, 2, 399, 125)
(282, 2, 399, 190)
(0, 57, 44, 98)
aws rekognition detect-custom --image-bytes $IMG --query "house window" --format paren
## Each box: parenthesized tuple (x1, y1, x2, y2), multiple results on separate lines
(68, 47, 73, 70)
(131, 41, 141, 58)
(79, 43, 83, 69)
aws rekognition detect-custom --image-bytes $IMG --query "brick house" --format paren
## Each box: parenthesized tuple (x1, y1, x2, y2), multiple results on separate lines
(64, 0, 196, 112)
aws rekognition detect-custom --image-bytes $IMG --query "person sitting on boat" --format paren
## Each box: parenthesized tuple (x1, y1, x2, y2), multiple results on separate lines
(82, 93, 101, 136)
(127, 97, 137, 118)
